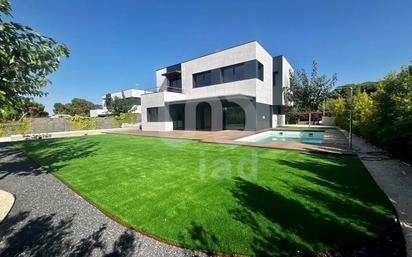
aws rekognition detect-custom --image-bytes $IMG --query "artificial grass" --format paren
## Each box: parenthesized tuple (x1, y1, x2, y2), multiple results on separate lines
(15, 134, 395, 256)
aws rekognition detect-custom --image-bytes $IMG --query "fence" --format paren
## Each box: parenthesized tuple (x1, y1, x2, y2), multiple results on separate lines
(0, 113, 141, 137)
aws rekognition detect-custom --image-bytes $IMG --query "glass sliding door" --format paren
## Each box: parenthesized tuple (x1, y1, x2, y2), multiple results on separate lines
(223, 105, 245, 130)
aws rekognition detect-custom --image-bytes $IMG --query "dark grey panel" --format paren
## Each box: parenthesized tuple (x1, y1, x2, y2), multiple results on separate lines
(272, 105, 288, 115)
(166, 63, 181, 73)
(273, 56, 283, 105)
(255, 103, 272, 130)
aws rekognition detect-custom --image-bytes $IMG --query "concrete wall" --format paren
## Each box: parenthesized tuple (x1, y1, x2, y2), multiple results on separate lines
(142, 41, 293, 131)
(26, 115, 140, 134)
(255, 42, 273, 105)
(180, 42, 259, 101)
(156, 68, 168, 91)
(141, 91, 185, 130)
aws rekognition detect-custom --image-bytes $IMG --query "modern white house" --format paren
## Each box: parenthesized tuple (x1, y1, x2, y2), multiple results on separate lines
(90, 89, 146, 117)
(141, 41, 293, 131)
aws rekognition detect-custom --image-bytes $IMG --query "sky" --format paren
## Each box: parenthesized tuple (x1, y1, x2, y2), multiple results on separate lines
(8, 0, 412, 113)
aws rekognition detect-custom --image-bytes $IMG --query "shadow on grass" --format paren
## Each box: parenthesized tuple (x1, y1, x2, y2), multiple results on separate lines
(178, 221, 218, 257)
(12, 137, 100, 173)
(0, 211, 139, 257)
(228, 155, 395, 256)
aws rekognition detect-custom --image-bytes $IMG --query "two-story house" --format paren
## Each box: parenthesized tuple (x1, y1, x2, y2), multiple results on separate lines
(141, 41, 293, 131)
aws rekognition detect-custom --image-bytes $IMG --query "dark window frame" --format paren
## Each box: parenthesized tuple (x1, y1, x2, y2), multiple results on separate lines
(191, 60, 263, 88)
(222, 63, 245, 83)
(258, 62, 264, 81)
(193, 70, 212, 88)
(169, 77, 182, 89)
(147, 107, 159, 122)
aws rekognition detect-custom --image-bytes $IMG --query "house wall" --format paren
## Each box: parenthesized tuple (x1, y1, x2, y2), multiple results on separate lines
(273, 56, 293, 106)
(180, 42, 259, 101)
(255, 43, 273, 106)
(156, 68, 168, 91)
(142, 41, 293, 131)
(255, 103, 272, 130)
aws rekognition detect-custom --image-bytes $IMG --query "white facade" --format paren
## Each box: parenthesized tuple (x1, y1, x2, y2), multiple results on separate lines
(141, 41, 293, 131)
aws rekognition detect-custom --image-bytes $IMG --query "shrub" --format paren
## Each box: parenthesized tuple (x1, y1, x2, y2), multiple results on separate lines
(0, 117, 32, 136)
(114, 113, 140, 127)
(285, 112, 300, 124)
(69, 115, 97, 131)
(330, 62, 412, 162)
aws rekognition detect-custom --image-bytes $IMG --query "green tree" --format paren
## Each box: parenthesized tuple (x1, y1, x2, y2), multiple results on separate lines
(104, 93, 112, 110)
(0, 105, 17, 121)
(287, 61, 337, 126)
(352, 92, 375, 138)
(107, 97, 133, 115)
(19, 100, 49, 118)
(373, 65, 412, 156)
(53, 98, 101, 116)
(53, 102, 69, 115)
(331, 61, 412, 162)
(0, 0, 69, 112)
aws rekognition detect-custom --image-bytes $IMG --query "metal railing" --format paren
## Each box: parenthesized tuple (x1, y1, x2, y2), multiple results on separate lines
(142, 86, 183, 94)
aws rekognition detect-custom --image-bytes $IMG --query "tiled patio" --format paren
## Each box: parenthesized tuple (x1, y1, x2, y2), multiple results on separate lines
(109, 127, 352, 155)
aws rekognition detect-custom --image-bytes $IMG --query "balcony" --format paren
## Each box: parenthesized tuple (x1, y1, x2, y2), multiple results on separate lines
(142, 86, 183, 95)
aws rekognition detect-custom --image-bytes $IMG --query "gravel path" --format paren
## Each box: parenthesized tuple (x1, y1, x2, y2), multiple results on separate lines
(341, 131, 412, 257)
(0, 144, 210, 257)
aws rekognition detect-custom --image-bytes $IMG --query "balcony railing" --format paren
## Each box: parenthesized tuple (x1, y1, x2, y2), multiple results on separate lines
(143, 86, 183, 94)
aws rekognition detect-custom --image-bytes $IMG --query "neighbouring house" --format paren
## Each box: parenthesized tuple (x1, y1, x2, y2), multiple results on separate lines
(141, 41, 293, 131)
(90, 89, 146, 117)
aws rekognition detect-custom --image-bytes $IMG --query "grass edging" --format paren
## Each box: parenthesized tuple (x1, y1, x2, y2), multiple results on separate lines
(12, 138, 405, 257)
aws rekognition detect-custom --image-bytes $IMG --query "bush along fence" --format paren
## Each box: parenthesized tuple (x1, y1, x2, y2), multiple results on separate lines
(327, 63, 412, 162)
(0, 113, 141, 137)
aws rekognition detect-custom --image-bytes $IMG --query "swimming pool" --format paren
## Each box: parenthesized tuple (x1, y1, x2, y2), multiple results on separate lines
(236, 130, 324, 144)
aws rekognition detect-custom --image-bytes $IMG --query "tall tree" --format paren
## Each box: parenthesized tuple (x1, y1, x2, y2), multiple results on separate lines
(287, 61, 337, 126)
(53, 102, 69, 115)
(18, 100, 49, 118)
(107, 97, 133, 115)
(0, 0, 69, 112)
(53, 98, 101, 116)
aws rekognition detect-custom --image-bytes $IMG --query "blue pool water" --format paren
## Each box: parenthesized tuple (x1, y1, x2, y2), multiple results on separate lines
(237, 131, 324, 144)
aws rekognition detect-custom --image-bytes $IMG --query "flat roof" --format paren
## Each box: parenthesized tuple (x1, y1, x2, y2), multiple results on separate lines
(156, 40, 282, 71)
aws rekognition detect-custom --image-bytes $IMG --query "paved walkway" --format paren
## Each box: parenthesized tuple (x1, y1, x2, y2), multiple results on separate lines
(341, 131, 412, 257)
(0, 144, 210, 257)
(112, 128, 350, 155)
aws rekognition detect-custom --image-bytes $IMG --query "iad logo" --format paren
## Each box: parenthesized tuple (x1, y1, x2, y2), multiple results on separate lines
(198, 150, 258, 181)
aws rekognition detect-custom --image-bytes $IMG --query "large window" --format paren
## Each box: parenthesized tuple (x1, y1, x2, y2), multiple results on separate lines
(193, 71, 212, 88)
(147, 107, 159, 122)
(169, 78, 181, 89)
(258, 62, 264, 81)
(191, 60, 263, 88)
(222, 63, 244, 83)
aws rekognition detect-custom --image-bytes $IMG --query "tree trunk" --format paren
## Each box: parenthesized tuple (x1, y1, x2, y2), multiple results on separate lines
(308, 112, 311, 127)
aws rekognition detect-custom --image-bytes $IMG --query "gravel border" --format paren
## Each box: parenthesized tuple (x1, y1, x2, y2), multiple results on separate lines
(0, 144, 211, 257)
(340, 130, 412, 257)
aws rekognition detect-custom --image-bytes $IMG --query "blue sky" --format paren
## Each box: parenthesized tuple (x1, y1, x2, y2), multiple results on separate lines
(9, 0, 412, 113)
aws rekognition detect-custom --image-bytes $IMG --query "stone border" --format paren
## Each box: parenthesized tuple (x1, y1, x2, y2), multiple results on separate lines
(0, 190, 15, 223)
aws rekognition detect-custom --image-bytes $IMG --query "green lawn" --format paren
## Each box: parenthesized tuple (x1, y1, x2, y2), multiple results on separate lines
(15, 134, 395, 256)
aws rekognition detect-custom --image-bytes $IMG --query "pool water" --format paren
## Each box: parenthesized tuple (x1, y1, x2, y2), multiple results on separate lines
(236, 131, 324, 144)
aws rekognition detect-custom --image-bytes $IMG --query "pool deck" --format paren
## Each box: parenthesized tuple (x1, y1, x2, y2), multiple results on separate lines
(109, 127, 352, 155)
